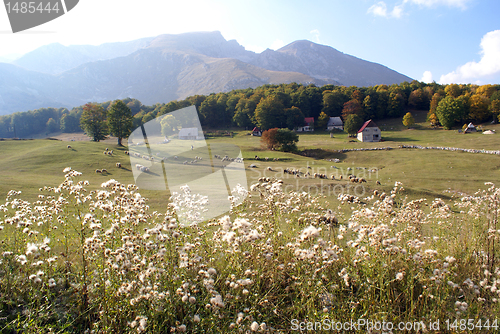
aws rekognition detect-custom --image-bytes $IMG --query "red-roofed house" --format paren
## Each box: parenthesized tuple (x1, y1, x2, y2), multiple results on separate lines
(252, 127, 262, 136)
(298, 117, 314, 132)
(357, 120, 381, 142)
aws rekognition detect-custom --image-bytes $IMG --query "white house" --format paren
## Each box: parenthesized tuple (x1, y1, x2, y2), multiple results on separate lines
(178, 127, 201, 140)
(357, 120, 381, 142)
(327, 117, 343, 130)
(297, 117, 315, 132)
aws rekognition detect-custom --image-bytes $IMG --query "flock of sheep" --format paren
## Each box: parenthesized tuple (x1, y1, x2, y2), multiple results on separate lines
(214, 154, 244, 163)
(254, 155, 279, 161)
(68, 144, 379, 185)
(275, 166, 374, 184)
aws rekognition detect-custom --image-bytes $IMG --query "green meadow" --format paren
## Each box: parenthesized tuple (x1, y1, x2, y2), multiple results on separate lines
(1, 112, 499, 207)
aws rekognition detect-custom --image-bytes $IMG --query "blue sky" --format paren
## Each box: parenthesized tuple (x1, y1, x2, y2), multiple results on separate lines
(1, 0, 499, 84)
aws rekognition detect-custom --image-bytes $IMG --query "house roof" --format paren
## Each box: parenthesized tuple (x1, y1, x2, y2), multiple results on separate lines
(357, 120, 379, 133)
(304, 117, 314, 125)
(327, 117, 343, 126)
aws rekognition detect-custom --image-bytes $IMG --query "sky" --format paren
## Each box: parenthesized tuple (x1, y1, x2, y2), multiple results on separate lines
(1, 0, 499, 85)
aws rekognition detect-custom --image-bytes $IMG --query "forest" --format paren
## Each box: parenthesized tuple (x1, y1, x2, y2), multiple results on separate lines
(1, 81, 500, 138)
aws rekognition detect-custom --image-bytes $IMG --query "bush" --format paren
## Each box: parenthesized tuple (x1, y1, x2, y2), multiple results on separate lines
(261, 128, 299, 152)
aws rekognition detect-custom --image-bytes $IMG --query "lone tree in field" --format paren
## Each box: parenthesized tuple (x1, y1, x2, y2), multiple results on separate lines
(261, 128, 299, 152)
(275, 128, 299, 152)
(344, 114, 363, 137)
(435, 96, 465, 130)
(402, 112, 415, 128)
(108, 100, 134, 146)
(261, 128, 279, 150)
(80, 103, 108, 142)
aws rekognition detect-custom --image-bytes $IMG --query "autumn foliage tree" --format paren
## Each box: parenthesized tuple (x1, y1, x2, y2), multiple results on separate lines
(261, 128, 279, 150)
(261, 128, 299, 152)
(402, 112, 415, 128)
(468, 94, 490, 123)
(341, 99, 363, 120)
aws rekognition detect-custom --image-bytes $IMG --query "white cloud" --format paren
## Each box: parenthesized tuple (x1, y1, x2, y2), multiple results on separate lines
(439, 30, 500, 84)
(405, 0, 471, 10)
(367, 1, 405, 18)
(421, 71, 434, 83)
(392, 4, 405, 17)
(367, 0, 471, 20)
(310, 29, 321, 43)
(270, 39, 285, 50)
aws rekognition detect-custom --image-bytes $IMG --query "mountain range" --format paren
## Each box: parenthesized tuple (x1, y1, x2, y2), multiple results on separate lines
(0, 31, 412, 115)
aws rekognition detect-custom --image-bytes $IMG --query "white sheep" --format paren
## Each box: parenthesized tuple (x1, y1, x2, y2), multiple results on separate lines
(116, 162, 121, 168)
(101, 169, 107, 173)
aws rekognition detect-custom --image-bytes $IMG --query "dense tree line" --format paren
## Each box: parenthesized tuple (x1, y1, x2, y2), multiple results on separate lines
(427, 83, 500, 129)
(1, 81, 500, 138)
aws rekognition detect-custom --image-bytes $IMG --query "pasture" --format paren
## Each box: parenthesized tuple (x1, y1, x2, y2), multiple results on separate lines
(0, 116, 499, 332)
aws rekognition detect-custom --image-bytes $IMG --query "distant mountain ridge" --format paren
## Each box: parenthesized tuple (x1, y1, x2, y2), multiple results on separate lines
(0, 31, 412, 115)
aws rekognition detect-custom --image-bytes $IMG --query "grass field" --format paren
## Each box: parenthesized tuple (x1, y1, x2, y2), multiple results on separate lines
(1, 114, 500, 332)
(1, 112, 499, 207)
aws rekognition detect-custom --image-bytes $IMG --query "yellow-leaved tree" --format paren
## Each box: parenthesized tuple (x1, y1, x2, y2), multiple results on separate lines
(402, 112, 415, 128)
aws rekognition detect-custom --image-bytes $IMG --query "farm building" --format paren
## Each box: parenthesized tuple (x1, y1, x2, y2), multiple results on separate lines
(357, 120, 381, 142)
(297, 117, 314, 132)
(252, 127, 262, 136)
(464, 123, 477, 133)
(327, 117, 343, 130)
(178, 127, 201, 140)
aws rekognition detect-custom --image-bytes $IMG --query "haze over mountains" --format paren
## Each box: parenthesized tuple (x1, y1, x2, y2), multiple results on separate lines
(0, 31, 412, 115)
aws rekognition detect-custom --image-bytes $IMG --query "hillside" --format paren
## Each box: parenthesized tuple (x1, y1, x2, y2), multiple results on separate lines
(0, 31, 412, 115)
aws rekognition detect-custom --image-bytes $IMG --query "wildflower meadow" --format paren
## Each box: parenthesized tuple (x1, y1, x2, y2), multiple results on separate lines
(0, 167, 499, 333)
